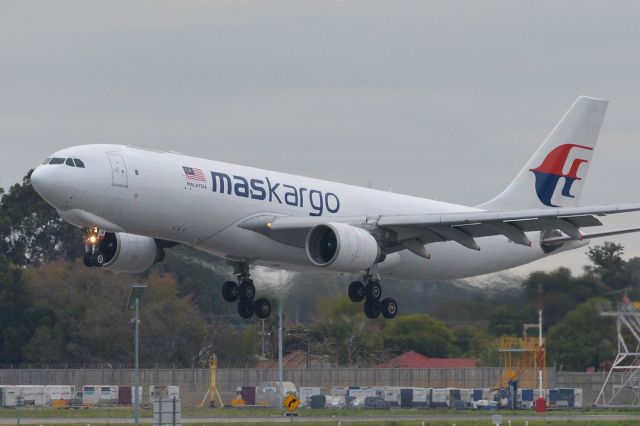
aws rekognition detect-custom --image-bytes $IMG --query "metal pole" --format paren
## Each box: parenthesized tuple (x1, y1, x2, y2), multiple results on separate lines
(278, 300, 283, 400)
(134, 297, 140, 426)
(261, 319, 266, 358)
(307, 333, 310, 369)
(538, 308, 543, 392)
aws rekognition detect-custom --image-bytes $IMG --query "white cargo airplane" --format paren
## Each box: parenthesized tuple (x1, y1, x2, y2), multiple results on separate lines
(31, 96, 640, 320)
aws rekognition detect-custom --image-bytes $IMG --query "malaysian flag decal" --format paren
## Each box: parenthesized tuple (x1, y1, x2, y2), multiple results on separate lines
(183, 166, 206, 182)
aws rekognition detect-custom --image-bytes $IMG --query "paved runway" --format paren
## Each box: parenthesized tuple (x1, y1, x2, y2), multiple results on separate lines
(1, 414, 640, 424)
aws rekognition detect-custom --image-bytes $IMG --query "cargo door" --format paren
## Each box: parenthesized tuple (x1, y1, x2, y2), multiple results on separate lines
(108, 152, 128, 187)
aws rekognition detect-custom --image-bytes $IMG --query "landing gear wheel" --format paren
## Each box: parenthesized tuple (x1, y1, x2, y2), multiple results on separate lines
(238, 300, 255, 319)
(381, 297, 398, 319)
(254, 298, 272, 319)
(365, 280, 382, 300)
(348, 281, 365, 302)
(221, 281, 239, 302)
(238, 280, 256, 301)
(93, 251, 106, 267)
(83, 252, 95, 267)
(364, 299, 381, 319)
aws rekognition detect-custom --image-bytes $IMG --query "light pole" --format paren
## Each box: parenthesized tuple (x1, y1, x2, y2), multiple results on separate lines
(126, 284, 147, 426)
(278, 299, 283, 399)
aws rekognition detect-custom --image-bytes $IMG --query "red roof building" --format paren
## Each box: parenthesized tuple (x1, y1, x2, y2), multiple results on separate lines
(377, 351, 477, 368)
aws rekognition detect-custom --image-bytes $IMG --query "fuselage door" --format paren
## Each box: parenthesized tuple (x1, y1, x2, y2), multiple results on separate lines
(107, 153, 128, 187)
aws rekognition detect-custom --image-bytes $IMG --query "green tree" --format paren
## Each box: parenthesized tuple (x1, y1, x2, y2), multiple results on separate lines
(313, 296, 384, 366)
(546, 298, 615, 371)
(586, 242, 634, 290)
(0, 172, 83, 266)
(383, 314, 458, 357)
(22, 260, 207, 366)
(0, 257, 30, 363)
(488, 305, 531, 336)
(522, 268, 604, 330)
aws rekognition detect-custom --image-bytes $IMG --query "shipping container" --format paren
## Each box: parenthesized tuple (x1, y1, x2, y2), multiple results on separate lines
(82, 386, 100, 406)
(459, 389, 473, 407)
(430, 388, 449, 408)
(149, 386, 179, 404)
(383, 387, 400, 406)
(241, 387, 256, 405)
(520, 389, 534, 409)
(99, 386, 119, 405)
(299, 387, 321, 407)
(118, 386, 132, 405)
(574, 388, 583, 408)
(412, 388, 429, 407)
(255, 382, 296, 407)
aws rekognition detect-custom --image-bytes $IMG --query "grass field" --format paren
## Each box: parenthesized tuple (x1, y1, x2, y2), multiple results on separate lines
(1, 406, 640, 419)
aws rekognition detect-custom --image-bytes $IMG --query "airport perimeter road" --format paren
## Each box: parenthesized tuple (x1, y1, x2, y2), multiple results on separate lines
(1, 414, 640, 424)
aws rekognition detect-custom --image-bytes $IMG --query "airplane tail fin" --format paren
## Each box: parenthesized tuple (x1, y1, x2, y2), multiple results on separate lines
(479, 96, 609, 210)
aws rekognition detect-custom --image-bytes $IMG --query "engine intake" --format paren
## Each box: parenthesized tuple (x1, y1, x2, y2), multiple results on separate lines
(305, 222, 381, 272)
(100, 232, 163, 273)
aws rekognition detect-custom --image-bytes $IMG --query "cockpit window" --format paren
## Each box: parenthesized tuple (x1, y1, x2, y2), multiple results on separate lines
(73, 159, 85, 168)
(49, 158, 65, 165)
(65, 158, 75, 167)
(42, 158, 51, 165)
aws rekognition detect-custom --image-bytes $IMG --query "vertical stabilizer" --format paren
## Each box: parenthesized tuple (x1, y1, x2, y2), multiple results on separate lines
(479, 96, 608, 210)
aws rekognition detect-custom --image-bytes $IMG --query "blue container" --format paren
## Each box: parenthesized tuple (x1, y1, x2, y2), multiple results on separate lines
(521, 389, 534, 402)
(559, 388, 574, 398)
(549, 389, 560, 404)
(473, 389, 483, 401)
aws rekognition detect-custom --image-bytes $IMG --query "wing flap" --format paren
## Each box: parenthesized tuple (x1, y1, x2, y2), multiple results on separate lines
(238, 203, 640, 252)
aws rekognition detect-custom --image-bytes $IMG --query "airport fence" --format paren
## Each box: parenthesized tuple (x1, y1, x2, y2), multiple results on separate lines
(0, 367, 616, 406)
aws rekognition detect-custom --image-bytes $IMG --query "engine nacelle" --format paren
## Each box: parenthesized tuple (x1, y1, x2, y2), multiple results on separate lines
(99, 232, 163, 273)
(305, 222, 381, 272)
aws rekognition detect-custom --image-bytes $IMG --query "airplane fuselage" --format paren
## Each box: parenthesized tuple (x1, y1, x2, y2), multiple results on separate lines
(32, 144, 585, 280)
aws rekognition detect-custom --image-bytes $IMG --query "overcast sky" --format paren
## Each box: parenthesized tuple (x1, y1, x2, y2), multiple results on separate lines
(2, 1, 640, 275)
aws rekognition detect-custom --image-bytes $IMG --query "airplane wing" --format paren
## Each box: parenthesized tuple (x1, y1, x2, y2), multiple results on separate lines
(239, 203, 640, 255)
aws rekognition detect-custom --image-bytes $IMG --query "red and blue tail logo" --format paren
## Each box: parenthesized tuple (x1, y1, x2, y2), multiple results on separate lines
(529, 143, 593, 207)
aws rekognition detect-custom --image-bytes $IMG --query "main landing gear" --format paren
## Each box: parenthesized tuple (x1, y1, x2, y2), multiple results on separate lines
(221, 263, 272, 320)
(348, 273, 398, 319)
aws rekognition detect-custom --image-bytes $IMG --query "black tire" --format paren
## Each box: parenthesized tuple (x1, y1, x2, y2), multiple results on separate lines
(348, 281, 365, 302)
(83, 252, 95, 267)
(381, 297, 398, 319)
(239, 280, 256, 301)
(254, 298, 272, 319)
(238, 300, 255, 319)
(222, 281, 239, 302)
(364, 299, 381, 319)
(365, 280, 382, 300)
(93, 251, 106, 267)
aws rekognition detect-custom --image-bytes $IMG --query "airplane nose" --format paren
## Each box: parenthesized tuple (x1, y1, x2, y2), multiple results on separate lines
(31, 166, 54, 199)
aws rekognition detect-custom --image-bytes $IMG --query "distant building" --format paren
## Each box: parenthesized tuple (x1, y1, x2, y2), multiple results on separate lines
(376, 351, 477, 368)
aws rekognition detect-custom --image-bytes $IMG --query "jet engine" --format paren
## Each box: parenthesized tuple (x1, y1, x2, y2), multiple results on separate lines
(305, 222, 381, 272)
(93, 232, 164, 273)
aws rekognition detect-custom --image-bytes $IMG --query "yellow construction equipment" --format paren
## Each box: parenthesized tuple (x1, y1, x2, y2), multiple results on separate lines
(199, 354, 225, 407)
(496, 335, 546, 389)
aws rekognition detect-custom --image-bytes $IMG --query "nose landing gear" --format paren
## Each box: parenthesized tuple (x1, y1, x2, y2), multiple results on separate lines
(348, 273, 398, 319)
(221, 263, 272, 319)
(82, 227, 106, 267)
